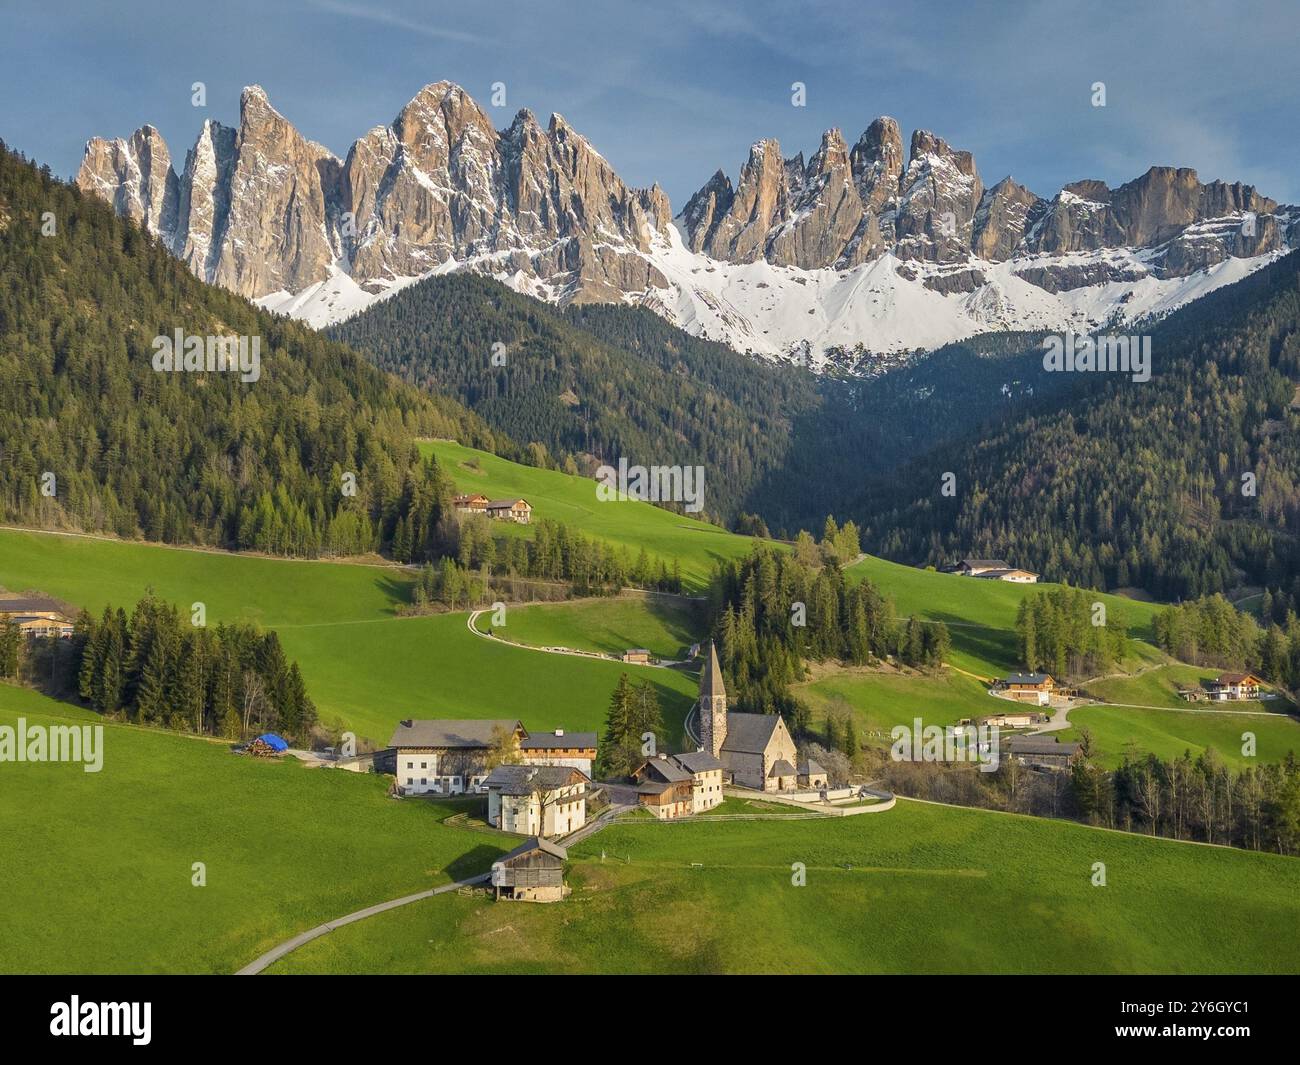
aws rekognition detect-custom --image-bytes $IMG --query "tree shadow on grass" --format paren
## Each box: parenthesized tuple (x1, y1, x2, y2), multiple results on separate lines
(374, 572, 414, 613)
(445, 842, 512, 881)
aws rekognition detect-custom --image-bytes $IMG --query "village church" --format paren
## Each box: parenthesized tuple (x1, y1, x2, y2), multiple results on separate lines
(699, 642, 801, 791)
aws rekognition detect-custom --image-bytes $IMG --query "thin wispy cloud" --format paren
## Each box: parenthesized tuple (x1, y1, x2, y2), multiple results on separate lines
(307, 0, 488, 45)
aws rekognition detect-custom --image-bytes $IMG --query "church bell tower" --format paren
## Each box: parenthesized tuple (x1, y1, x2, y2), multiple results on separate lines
(699, 641, 728, 759)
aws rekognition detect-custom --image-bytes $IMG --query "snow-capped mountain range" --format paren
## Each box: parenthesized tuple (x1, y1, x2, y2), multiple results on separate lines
(77, 82, 1298, 373)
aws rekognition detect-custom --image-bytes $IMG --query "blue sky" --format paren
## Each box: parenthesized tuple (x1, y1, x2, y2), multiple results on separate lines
(3, 0, 1297, 207)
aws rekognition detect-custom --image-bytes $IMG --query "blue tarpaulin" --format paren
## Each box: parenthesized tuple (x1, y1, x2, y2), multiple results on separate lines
(257, 733, 289, 752)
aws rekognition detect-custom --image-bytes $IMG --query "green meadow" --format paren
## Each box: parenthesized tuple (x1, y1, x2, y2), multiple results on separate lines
(0, 528, 696, 746)
(269, 798, 1300, 975)
(474, 594, 704, 661)
(423, 440, 759, 591)
(1061, 663, 1300, 768)
(796, 668, 997, 743)
(845, 555, 1165, 677)
(0, 685, 513, 974)
(1064, 704, 1300, 769)
(1086, 663, 1294, 711)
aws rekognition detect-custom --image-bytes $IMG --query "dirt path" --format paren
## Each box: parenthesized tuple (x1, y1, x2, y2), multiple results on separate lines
(235, 874, 491, 975)
(465, 609, 688, 669)
(236, 804, 630, 974)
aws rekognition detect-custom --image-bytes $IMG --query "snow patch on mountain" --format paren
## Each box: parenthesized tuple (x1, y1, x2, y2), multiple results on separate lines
(256, 220, 1286, 374)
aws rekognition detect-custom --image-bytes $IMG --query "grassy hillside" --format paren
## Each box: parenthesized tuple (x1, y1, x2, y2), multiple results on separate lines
(424, 440, 758, 591)
(796, 668, 996, 742)
(847, 555, 1165, 676)
(269, 799, 1300, 974)
(1086, 663, 1294, 711)
(1064, 705, 1300, 769)
(0, 528, 697, 746)
(474, 595, 704, 661)
(0, 686, 513, 974)
(1066, 663, 1300, 768)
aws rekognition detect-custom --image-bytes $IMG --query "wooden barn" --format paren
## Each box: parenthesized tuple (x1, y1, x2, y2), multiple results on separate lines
(490, 837, 569, 903)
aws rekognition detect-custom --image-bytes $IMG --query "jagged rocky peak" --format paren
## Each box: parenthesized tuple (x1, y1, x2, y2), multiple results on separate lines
(972, 176, 1045, 261)
(699, 138, 792, 264)
(893, 128, 983, 262)
(175, 119, 237, 280)
(78, 124, 179, 243)
(680, 117, 986, 267)
(680, 169, 735, 253)
(850, 116, 904, 235)
(769, 128, 875, 270)
(77, 80, 671, 304)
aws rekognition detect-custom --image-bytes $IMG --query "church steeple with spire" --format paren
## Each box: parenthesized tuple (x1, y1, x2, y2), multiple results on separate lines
(699, 641, 728, 759)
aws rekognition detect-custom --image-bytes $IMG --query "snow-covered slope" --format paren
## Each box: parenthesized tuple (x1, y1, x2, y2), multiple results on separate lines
(258, 220, 1290, 374)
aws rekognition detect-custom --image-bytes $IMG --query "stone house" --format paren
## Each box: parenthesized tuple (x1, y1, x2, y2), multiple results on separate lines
(481, 763, 589, 837)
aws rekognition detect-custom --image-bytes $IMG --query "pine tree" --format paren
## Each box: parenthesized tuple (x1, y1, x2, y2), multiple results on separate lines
(598, 674, 636, 778)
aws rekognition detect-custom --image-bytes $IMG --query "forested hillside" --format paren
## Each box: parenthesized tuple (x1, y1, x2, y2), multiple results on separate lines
(328, 273, 826, 523)
(859, 250, 1300, 599)
(0, 145, 509, 556)
(329, 271, 1087, 532)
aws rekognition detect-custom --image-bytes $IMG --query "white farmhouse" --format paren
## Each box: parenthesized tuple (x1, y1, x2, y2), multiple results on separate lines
(481, 764, 590, 837)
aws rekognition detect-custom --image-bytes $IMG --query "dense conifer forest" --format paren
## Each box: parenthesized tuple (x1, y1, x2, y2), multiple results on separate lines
(0, 145, 511, 557)
(858, 251, 1300, 599)
(708, 530, 950, 723)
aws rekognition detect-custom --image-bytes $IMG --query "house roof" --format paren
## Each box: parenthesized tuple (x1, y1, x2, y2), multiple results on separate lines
(700, 641, 726, 701)
(0, 597, 69, 616)
(1216, 672, 1259, 685)
(959, 558, 1011, 569)
(1006, 737, 1080, 756)
(1005, 673, 1053, 686)
(720, 712, 782, 754)
(974, 568, 1039, 579)
(624, 648, 652, 655)
(520, 731, 598, 751)
(799, 758, 825, 776)
(487, 498, 529, 508)
(637, 756, 693, 784)
(481, 763, 588, 795)
(495, 836, 568, 865)
(672, 750, 722, 774)
(388, 719, 521, 749)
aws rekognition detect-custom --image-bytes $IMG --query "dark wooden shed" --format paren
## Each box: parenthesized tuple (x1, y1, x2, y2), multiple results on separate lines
(490, 837, 569, 903)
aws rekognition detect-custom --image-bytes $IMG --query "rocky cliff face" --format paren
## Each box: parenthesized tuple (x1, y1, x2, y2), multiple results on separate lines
(78, 125, 180, 246)
(77, 82, 667, 304)
(682, 124, 1292, 282)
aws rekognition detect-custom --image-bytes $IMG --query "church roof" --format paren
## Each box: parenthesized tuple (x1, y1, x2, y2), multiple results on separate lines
(720, 713, 783, 755)
(768, 759, 797, 778)
(700, 641, 726, 700)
